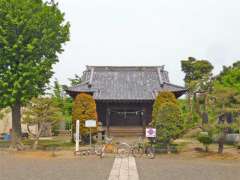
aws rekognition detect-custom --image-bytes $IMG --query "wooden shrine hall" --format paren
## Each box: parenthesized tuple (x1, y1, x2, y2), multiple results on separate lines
(67, 66, 186, 136)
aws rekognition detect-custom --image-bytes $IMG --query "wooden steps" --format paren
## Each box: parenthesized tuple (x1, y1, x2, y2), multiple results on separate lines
(108, 126, 144, 137)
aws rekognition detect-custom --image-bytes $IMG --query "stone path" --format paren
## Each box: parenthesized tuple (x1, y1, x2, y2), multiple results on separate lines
(108, 156, 139, 180)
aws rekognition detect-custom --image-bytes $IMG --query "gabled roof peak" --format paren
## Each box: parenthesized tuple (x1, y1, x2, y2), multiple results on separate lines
(67, 65, 186, 100)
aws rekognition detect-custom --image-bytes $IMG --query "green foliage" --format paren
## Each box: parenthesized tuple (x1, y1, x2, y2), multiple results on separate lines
(197, 132, 213, 152)
(154, 102, 183, 143)
(181, 57, 213, 83)
(178, 99, 198, 129)
(216, 61, 240, 91)
(52, 80, 72, 130)
(152, 92, 184, 144)
(72, 93, 98, 138)
(181, 57, 214, 128)
(0, 0, 70, 108)
(208, 79, 240, 153)
(152, 91, 177, 125)
(211, 84, 240, 113)
(68, 74, 82, 86)
(0, 108, 10, 120)
(23, 97, 62, 126)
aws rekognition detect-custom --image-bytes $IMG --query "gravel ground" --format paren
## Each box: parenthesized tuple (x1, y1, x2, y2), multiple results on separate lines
(136, 157, 240, 180)
(0, 152, 114, 180)
(2, 151, 240, 180)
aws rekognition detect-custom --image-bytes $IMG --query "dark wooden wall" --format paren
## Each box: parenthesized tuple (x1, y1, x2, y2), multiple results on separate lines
(96, 101, 153, 127)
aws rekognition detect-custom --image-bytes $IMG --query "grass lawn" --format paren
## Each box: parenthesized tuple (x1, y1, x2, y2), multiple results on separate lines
(0, 136, 75, 150)
(1, 136, 240, 161)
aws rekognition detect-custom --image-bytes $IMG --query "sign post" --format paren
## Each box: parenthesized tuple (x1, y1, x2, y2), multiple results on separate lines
(75, 120, 80, 152)
(85, 120, 96, 147)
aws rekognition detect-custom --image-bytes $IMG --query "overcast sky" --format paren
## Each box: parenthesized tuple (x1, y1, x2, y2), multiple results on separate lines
(52, 0, 240, 86)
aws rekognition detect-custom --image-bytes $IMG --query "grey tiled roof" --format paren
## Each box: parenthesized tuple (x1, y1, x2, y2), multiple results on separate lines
(67, 66, 186, 100)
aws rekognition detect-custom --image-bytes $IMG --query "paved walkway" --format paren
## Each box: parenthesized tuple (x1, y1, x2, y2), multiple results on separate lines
(108, 156, 139, 180)
(0, 152, 114, 180)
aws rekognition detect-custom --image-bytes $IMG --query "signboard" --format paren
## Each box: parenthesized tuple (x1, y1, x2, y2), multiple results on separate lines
(145, 128, 156, 138)
(85, 120, 96, 128)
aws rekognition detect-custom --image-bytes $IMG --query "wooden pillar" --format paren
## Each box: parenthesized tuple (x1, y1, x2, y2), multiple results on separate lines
(141, 108, 146, 136)
(106, 108, 110, 136)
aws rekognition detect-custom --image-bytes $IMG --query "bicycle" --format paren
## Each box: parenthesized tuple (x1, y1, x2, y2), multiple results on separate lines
(98, 137, 133, 158)
(131, 137, 155, 159)
(114, 137, 155, 159)
(97, 136, 118, 158)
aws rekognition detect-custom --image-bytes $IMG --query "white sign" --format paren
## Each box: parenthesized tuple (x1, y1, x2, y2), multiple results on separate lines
(75, 120, 80, 152)
(85, 120, 96, 128)
(145, 128, 156, 138)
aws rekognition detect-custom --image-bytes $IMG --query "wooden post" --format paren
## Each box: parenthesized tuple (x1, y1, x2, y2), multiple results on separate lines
(106, 108, 110, 136)
(141, 108, 146, 136)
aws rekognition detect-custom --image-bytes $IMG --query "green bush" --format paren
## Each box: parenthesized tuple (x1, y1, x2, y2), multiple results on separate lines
(152, 91, 178, 126)
(197, 132, 213, 152)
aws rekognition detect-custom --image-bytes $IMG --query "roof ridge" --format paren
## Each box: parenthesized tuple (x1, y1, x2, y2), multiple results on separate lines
(163, 82, 186, 89)
(86, 65, 164, 69)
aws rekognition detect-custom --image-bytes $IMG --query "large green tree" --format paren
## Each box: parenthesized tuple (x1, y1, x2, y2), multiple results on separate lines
(216, 61, 240, 91)
(181, 57, 213, 126)
(0, 0, 69, 146)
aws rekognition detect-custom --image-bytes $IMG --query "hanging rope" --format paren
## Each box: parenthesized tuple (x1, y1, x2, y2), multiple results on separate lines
(110, 110, 144, 115)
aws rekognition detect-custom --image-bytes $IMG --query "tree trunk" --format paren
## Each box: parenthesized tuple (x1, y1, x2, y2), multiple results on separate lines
(218, 133, 226, 154)
(10, 101, 23, 150)
(218, 142, 224, 154)
(166, 144, 171, 154)
(187, 93, 193, 123)
(33, 124, 43, 150)
(205, 145, 208, 152)
(11, 101, 22, 137)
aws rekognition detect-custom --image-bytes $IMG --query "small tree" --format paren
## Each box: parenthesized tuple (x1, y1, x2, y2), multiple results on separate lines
(210, 84, 240, 153)
(153, 102, 183, 153)
(23, 97, 62, 150)
(52, 80, 72, 130)
(197, 131, 213, 152)
(72, 93, 97, 142)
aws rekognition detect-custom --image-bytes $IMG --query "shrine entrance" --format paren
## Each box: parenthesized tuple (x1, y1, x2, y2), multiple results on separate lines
(109, 109, 143, 126)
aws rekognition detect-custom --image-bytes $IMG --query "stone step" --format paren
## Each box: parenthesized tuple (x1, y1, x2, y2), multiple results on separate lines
(109, 127, 144, 137)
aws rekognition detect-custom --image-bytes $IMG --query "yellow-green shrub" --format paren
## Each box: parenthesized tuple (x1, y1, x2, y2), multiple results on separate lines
(72, 93, 98, 137)
(152, 91, 177, 126)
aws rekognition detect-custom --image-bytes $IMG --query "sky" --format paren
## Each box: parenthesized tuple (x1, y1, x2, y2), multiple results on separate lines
(52, 0, 240, 86)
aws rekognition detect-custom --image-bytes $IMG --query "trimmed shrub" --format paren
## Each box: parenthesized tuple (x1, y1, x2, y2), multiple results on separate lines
(197, 132, 212, 152)
(72, 93, 98, 140)
(153, 102, 184, 152)
(152, 91, 177, 126)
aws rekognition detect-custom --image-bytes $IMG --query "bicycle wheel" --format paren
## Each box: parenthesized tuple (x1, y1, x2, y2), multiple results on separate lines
(132, 147, 144, 158)
(117, 143, 130, 158)
(146, 146, 155, 159)
(94, 145, 104, 158)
